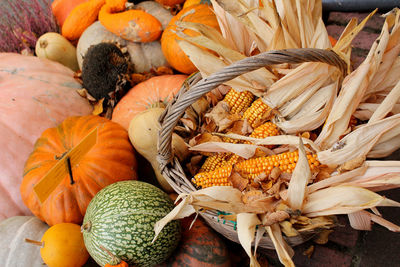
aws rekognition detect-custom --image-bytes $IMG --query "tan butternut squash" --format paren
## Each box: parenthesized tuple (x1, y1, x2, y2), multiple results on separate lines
(128, 107, 188, 192)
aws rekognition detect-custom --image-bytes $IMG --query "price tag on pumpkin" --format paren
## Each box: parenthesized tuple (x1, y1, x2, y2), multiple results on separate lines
(33, 127, 98, 204)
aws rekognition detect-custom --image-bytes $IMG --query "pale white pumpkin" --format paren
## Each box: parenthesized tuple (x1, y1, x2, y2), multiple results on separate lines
(35, 32, 79, 72)
(0, 216, 49, 267)
(77, 21, 168, 73)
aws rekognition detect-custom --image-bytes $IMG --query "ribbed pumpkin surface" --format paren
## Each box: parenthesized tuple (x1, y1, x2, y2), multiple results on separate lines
(82, 181, 181, 267)
(20, 115, 138, 226)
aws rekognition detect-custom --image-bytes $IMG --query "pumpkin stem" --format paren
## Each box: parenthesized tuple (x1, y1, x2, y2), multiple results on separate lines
(100, 245, 121, 265)
(66, 156, 75, 185)
(81, 221, 92, 232)
(39, 40, 48, 49)
(25, 238, 44, 247)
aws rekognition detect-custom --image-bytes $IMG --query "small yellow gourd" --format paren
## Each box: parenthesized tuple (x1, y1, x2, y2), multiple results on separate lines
(35, 32, 79, 71)
(128, 107, 188, 192)
(25, 223, 89, 267)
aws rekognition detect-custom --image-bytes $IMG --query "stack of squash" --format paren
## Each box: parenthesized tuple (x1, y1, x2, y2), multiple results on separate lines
(0, 0, 235, 266)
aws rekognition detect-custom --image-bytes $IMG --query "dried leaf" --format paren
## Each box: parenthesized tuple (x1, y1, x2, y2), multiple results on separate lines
(230, 171, 249, 191)
(261, 210, 290, 226)
(303, 185, 400, 217)
(180, 117, 197, 131)
(237, 213, 262, 267)
(189, 133, 222, 147)
(279, 221, 300, 237)
(265, 223, 295, 267)
(303, 245, 315, 258)
(337, 156, 366, 173)
(92, 98, 104, 115)
(313, 230, 333, 245)
(317, 114, 400, 165)
(241, 190, 265, 204)
(287, 137, 311, 211)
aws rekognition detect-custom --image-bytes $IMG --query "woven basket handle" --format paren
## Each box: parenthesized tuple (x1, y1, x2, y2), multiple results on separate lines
(157, 48, 346, 170)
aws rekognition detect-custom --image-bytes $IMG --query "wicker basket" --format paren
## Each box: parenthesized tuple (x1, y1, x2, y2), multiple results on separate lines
(157, 48, 347, 249)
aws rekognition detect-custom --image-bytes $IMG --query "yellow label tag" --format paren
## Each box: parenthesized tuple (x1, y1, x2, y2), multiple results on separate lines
(34, 127, 98, 204)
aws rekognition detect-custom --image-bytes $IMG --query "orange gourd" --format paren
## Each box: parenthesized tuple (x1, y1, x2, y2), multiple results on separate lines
(155, 0, 185, 7)
(161, 4, 220, 74)
(40, 223, 89, 267)
(99, 0, 162, 42)
(61, 0, 106, 41)
(112, 74, 188, 130)
(182, 0, 211, 9)
(51, 0, 89, 27)
(20, 115, 138, 226)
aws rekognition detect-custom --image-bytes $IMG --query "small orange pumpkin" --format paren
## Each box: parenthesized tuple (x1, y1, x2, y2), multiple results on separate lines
(161, 4, 220, 74)
(112, 74, 188, 130)
(20, 115, 138, 226)
(40, 223, 90, 267)
(99, 0, 162, 42)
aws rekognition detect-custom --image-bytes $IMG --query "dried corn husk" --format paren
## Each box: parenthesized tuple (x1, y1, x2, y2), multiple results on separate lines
(317, 114, 400, 165)
(286, 138, 311, 211)
(316, 9, 400, 149)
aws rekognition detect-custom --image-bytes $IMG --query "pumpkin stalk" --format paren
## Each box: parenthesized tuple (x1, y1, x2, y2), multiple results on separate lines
(81, 221, 92, 232)
(24, 238, 44, 248)
(66, 156, 75, 185)
(100, 245, 122, 265)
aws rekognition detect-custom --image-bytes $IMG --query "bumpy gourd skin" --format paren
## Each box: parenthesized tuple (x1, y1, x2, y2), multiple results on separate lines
(81, 42, 129, 100)
(82, 180, 181, 267)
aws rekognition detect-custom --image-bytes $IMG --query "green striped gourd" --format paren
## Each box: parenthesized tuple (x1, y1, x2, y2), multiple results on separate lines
(81, 181, 181, 267)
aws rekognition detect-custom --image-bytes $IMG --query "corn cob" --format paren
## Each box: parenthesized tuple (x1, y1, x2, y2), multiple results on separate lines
(222, 88, 255, 114)
(235, 151, 320, 179)
(192, 165, 233, 188)
(242, 98, 272, 128)
(249, 121, 280, 139)
(199, 153, 229, 173)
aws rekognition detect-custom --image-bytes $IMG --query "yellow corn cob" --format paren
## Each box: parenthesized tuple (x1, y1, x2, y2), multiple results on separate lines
(200, 153, 229, 172)
(199, 135, 242, 172)
(249, 122, 280, 139)
(235, 151, 320, 179)
(223, 88, 255, 114)
(192, 165, 233, 188)
(242, 98, 272, 128)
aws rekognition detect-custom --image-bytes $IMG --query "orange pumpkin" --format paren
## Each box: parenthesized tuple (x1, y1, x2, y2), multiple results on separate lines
(161, 4, 220, 74)
(99, 0, 162, 42)
(20, 115, 138, 226)
(112, 74, 188, 130)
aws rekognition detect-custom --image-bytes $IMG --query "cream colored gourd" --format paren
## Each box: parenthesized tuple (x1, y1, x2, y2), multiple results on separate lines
(35, 32, 79, 71)
(0, 216, 49, 267)
(128, 107, 188, 192)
